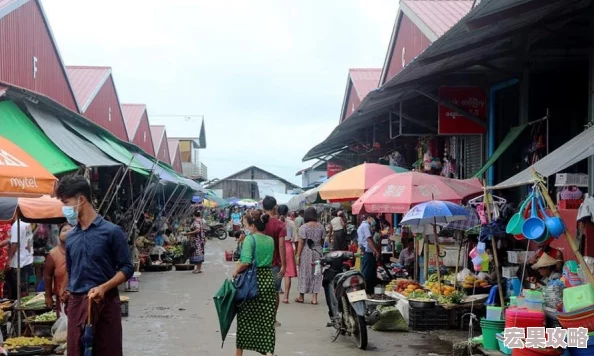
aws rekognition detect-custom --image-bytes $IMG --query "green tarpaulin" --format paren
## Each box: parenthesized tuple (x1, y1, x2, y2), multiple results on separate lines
(61, 119, 148, 175)
(0, 101, 78, 174)
(473, 124, 528, 179)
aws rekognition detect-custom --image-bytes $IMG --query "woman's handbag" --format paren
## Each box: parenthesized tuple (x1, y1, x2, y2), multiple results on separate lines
(234, 235, 259, 303)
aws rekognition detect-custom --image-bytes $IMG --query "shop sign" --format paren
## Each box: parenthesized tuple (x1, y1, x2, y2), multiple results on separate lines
(438, 87, 487, 135)
(327, 162, 343, 178)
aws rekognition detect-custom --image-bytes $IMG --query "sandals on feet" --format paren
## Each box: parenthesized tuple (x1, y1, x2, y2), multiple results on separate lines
(294, 298, 304, 303)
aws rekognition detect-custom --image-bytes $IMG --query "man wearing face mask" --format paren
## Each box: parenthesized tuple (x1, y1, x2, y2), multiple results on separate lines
(56, 176, 134, 356)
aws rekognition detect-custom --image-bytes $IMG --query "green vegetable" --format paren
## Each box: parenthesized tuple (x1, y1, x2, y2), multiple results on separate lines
(34, 311, 57, 322)
(409, 291, 431, 300)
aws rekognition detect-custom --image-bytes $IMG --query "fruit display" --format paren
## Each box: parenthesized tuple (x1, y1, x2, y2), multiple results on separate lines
(425, 282, 457, 295)
(3, 337, 53, 350)
(461, 275, 491, 289)
(427, 273, 456, 285)
(387, 280, 423, 297)
(34, 311, 57, 322)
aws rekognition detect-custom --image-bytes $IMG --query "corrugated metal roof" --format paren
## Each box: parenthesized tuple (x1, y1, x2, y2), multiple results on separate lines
(121, 104, 146, 140)
(167, 138, 179, 163)
(349, 68, 381, 100)
(150, 125, 165, 153)
(66, 66, 111, 112)
(402, 0, 473, 38)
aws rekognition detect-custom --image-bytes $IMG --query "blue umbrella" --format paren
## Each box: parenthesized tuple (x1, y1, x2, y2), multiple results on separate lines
(400, 200, 469, 226)
(83, 299, 93, 356)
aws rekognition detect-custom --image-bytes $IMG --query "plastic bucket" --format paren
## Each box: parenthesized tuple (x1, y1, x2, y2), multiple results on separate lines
(480, 318, 504, 350)
(487, 306, 503, 320)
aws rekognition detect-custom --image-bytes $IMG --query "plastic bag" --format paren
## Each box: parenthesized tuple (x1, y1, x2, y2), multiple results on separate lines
(371, 305, 408, 331)
(51, 305, 68, 343)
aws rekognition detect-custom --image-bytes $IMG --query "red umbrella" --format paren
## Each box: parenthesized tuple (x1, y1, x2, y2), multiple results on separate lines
(351, 172, 483, 214)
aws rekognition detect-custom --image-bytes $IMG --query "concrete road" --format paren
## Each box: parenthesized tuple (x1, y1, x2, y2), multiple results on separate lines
(122, 238, 453, 356)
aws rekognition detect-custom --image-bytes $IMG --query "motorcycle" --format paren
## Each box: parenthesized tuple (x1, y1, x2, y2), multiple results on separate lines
(321, 251, 380, 350)
(205, 223, 228, 240)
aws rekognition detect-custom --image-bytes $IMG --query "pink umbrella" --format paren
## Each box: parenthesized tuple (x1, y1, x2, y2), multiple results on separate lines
(351, 172, 483, 214)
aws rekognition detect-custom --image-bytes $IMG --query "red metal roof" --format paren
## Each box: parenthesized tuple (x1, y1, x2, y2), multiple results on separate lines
(403, 0, 473, 38)
(167, 138, 179, 162)
(349, 68, 381, 100)
(121, 104, 146, 140)
(150, 125, 165, 152)
(66, 66, 111, 112)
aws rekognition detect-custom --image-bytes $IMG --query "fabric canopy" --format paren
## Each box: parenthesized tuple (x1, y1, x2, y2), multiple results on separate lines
(0, 101, 78, 174)
(133, 153, 184, 185)
(0, 135, 57, 197)
(473, 124, 527, 179)
(26, 103, 120, 168)
(61, 119, 147, 175)
(493, 125, 594, 190)
(157, 161, 204, 193)
(0, 195, 64, 223)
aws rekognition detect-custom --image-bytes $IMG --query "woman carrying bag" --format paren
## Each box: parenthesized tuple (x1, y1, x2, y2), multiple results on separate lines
(232, 209, 276, 356)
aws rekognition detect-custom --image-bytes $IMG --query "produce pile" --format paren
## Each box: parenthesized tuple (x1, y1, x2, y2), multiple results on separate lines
(4, 337, 53, 350)
(425, 282, 457, 296)
(427, 273, 456, 285)
(34, 311, 57, 322)
(0, 300, 13, 310)
(386, 280, 423, 297)
(461, 275, 491, 289)
(20, 293, 46, 309)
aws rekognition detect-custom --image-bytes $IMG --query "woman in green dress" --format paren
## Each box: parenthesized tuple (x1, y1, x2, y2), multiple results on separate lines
(232, 209, 276, 356)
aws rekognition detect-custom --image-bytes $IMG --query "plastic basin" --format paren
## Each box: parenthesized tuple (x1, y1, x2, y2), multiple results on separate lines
(564, 284, 594, 313)
(496, 333, 512, 355)
(526, 299, 543, 311)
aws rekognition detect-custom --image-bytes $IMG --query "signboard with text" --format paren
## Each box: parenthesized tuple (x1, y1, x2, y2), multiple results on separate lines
(438, 87, 487, 135)
(327, 162, 343, 178)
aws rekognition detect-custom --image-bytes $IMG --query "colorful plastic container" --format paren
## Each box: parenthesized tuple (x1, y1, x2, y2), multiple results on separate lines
(496, 333, 512, 355)
(526, 299, 543, 311)
(487, 306, 503, 320)
(480, 318, 505, 350)
(563, 284, 594, 313)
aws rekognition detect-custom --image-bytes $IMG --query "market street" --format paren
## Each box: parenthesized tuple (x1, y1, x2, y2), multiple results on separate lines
(121, 238, 454, 356)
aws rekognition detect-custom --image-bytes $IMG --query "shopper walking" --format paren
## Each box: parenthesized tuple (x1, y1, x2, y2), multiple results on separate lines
(44, 223, 72, 314)
(232, 209, 276, 356)
(57, 176, 134, 356)
(262, 196, 286, 327)
(277, 205, 297, 304)
(295, 207, 324, 305)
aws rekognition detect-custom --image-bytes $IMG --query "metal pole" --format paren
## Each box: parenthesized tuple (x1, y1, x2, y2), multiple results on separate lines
(97, 166, 123, 213)
(16, 219, 21, 336)
(166, 187, 188, 221)
(163, 184, 180, 211)
(103, 162, 133, 215)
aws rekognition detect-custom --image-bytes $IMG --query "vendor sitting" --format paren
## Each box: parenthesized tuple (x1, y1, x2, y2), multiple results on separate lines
(529, 252, 562, 288)
(398, 238, 415, 270)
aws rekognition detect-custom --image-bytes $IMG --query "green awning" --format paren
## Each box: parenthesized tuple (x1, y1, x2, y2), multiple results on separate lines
(473, 124, 528, 179)
(61, 119, 148, 175)
(0, 100, 78, 174)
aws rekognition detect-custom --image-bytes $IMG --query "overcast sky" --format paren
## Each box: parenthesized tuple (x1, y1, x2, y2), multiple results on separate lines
(43, 0, 399, 186)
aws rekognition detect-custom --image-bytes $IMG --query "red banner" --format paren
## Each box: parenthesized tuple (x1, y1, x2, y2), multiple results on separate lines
(327, 162, 343, 178)
(438, 87, 487, 135)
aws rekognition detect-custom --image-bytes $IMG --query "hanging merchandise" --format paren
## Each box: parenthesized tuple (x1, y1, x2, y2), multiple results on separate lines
(413, 136, 432, 171)
(423, 152, 432, 172)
